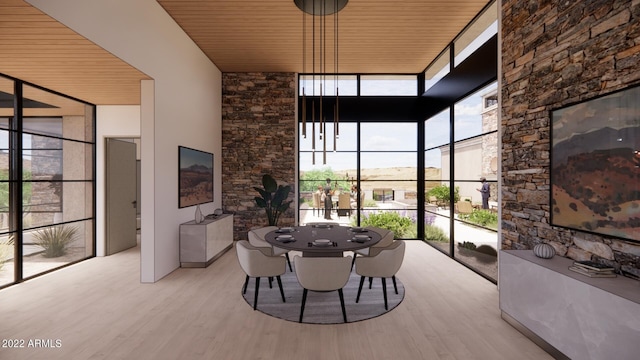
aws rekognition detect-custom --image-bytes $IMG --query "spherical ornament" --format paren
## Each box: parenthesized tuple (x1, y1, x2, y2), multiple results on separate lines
(533, 243, 555, 259)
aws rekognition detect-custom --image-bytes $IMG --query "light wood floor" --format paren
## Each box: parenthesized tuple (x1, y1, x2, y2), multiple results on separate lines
(0, 240, 552, 360)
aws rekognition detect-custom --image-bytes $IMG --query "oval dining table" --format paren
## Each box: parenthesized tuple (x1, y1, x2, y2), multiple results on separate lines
(264, 224, 381, 257)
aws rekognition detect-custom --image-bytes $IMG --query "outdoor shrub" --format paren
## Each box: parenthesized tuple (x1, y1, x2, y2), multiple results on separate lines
(359, 211, 413, 238)
(33, 225, 79, 258)
(427, 185, 460, 205)
(458, 241, 477, 250)
(425, 213, 436, 226)
(0, 235, 14, 272)
(424, 224, 448, 242)
(460, 209, 498, 229)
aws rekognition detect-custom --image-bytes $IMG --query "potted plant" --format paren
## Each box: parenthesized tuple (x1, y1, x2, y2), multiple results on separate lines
(254, 174, 292, 226)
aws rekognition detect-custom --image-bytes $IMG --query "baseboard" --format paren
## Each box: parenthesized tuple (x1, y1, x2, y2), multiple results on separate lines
(501, 311, 570, 360)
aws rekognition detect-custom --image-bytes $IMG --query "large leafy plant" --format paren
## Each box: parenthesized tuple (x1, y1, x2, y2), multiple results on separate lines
(254, 174, 292, 226)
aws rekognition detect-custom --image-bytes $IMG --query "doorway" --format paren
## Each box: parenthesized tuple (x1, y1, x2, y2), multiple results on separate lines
(105, 138, 139, 255)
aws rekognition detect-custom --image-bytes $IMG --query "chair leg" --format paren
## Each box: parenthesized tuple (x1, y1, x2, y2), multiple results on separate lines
(276, 275, 285, 303)
(356, 276, 365, 303)
(299, 288, 308, 323)
(268, 277, 273, 288)
(368, 276, 373, 289)
(351, 254, 357, 270)
(253, 277, 261, 310)
(392, 275, 398, 294)
(242, 275, 249, 294)
(382, 277, 388, 310)
(338, 288, 347, 323)
(285, 253, 293, 272)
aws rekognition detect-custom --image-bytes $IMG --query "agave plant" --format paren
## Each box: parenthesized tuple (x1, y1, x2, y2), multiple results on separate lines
(0, 235, 14, 272)
(33, 225, 79, 258)
(254, 174, 292, 226)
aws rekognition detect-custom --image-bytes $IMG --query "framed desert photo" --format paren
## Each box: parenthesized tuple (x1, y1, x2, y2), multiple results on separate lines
(550, 84, 640, 242)
(178, 146, 214, 208)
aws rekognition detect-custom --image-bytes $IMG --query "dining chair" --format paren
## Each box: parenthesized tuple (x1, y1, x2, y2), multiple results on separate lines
(236, 240, 287, 310)
(337, 193, 351, 218)
(312, 192, 324, 217)
(351, 226, 395, 269)
(354, 240, 405, 310)
(248, 226, 292, 271)
(293, 255, 353, 323)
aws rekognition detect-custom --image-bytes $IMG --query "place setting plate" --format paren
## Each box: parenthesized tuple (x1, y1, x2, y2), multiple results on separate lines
(276, 227, 296, 233)
(352, 234, 371, 243)
(311, 239, 333, 247)
(349, 226, 367, 233)
(275, 234, 295, 243)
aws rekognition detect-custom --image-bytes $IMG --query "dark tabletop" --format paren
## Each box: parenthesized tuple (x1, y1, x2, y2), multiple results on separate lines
(265, 224, 381, 257)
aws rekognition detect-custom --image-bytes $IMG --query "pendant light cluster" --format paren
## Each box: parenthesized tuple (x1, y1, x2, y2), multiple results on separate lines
(295, 0, 348, 165)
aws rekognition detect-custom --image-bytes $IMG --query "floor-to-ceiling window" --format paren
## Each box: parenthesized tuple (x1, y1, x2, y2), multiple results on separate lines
(298, 74, 421, 239)
(297, 0, 498, 281)
(425, 108, 452, 255)
(0, 75, 95, 288)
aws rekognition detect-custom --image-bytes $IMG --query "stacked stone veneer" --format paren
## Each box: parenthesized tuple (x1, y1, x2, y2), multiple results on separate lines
(222, 73, 296, 240)
(501, 0, 640, 277)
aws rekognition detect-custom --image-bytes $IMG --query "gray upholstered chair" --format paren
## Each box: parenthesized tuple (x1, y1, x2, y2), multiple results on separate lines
(351, 226, 395, 269)
(354, 240, 405, 310)
(293, 255, 352, 323)
(236, 240, 286, 310)
(248, 226, 292, 271)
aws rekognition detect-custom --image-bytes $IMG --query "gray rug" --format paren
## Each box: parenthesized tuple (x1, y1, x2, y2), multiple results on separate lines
(241, 265, 405, 324)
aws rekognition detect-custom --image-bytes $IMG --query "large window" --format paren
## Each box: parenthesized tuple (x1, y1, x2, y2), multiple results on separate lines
(424, 82, 498, 280)
(360, 75, 417, 96)
(0, 76, 95, 288)
(297, 0, 498, 282)
(298, 120, 420, 240)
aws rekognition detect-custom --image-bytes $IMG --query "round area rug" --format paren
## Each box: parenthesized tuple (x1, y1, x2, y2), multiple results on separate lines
(241, 265, 405, 324)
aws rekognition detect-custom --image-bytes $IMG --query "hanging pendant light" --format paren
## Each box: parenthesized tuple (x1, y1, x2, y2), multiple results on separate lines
(296, 0, 347, 165)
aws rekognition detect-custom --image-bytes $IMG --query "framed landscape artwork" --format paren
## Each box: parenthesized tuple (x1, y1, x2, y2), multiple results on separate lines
(550, 84, 640, 243)
(178, 146, 214, 208)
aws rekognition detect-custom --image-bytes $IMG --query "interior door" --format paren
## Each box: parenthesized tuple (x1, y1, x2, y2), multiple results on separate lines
(106, 138, 138, 255)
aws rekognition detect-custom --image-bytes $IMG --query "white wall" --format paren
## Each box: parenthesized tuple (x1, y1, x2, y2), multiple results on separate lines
(28, 0, 223, 282)
(95, 105, 141, 257)
(440, 137, 483, 204)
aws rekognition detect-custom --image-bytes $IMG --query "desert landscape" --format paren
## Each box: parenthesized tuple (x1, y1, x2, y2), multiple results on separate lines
(329, 166, 442, 191)
(552, 146, 640, 241)
(179, 164, 213, 207)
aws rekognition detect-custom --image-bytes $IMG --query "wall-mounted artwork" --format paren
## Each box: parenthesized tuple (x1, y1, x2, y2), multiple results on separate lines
(551, 84, 640, 242)
(179, 146, 213, 208)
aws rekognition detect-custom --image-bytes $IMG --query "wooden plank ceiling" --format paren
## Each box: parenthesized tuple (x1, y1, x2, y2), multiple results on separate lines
(0, 0, 489, 106)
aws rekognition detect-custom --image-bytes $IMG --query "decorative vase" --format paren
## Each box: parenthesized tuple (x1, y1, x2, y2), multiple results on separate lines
(194, 204, 204, 224)
(533, 243, 555, 259)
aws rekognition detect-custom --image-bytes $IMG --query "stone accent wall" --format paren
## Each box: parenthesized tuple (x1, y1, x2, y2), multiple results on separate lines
(501, 0, 640, 277)
(222, 73, 297, 240)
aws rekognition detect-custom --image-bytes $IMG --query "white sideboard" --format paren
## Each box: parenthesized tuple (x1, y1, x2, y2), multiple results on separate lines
(179, 214, 233, 267)
(499, 250, 640, 360)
